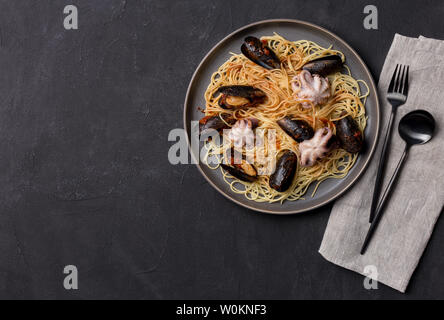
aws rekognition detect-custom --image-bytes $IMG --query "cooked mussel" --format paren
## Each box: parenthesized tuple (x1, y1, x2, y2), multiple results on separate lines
(215, 85, 266, 110)
(199, 114, 235, 136)
(221, 149, 257, 183)
(334, 113, 363, 153)
(327, 134, 341, 150)
(302, 55, 343, 77)
(241, 36, 281, 70)
(278, 117, 314, 143)
(269, 150, 298, 192)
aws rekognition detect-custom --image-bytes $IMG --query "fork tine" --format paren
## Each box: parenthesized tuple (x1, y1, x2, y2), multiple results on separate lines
(403, 66, 409, 96)
(388, 64, 399, 93)
(399, 65, 407, 94)
(395, 65, 404, 93)
(395, 64, 405, 93)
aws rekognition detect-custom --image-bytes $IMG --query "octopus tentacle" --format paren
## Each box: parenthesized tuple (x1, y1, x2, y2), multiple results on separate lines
(299, 128, 334, 167)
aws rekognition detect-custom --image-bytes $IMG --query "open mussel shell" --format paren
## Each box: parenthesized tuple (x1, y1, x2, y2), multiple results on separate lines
(221, 148, 258, 182)
(241, 36, 281, 70)
(278, 117, 314, 143)
(302, 55, 343, 77)
(215, 85, 266, 109)
(269, 150, 298, 192)
(221, 164, 257, 183)
(334, 114, 363, 153)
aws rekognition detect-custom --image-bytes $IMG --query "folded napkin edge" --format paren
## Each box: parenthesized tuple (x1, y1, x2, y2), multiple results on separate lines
(318, 249, 408, 293)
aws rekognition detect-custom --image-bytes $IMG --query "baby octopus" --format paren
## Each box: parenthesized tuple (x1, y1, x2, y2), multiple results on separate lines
(291, 70, 331, 108)
(228, 118, 259, 149)
(299, 127, 334, 167)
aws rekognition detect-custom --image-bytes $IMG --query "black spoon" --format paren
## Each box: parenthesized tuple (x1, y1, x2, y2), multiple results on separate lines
(361, 110, 436, 255)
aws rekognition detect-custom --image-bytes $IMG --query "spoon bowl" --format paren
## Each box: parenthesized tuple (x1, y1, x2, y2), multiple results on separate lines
(399, 110, 435, 146)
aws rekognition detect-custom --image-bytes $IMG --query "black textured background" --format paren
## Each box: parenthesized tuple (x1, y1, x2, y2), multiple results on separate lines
(1, 0, 443, 299)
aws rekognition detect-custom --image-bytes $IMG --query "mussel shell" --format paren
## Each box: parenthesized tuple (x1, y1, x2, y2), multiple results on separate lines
(216, 85, 265, 100)
(335, 115, 363, 153)
(327, 134, 341, 150)
(269, 151, 298, 192)
(199, 115, 235, 135)
(221, 164, 257, 183)
(241, 36, 281, 70)
(302, 55, 343, 77)
(216, 85, 266, 109)
(278, 117, 314, 143)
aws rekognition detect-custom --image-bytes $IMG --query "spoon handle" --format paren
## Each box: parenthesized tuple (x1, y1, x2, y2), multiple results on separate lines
(361, 145, 410, 255)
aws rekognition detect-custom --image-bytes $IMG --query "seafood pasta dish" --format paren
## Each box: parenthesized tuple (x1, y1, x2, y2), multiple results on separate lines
(198, 34, 368, 204)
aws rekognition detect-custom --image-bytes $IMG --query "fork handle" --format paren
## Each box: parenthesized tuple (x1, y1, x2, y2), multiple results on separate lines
(369, 107, 397, 223)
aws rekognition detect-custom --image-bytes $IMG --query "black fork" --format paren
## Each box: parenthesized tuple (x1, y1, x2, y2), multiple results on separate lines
(369, 64, 409, 223)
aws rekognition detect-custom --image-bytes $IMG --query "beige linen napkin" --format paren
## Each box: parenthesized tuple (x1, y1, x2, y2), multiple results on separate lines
(319, 34, 444, 293)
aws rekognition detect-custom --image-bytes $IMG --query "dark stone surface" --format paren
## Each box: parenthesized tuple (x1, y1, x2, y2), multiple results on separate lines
(0, 0, 443, 299)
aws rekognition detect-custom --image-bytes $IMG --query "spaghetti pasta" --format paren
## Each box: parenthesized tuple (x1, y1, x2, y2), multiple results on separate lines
(201, 34, 368, 204)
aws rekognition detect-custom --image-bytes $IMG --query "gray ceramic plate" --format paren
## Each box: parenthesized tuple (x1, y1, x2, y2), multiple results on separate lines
(184, 19, 380, 214)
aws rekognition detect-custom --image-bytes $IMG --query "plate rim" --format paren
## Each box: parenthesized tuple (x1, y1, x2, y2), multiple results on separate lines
(183, 19, 380, 215)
